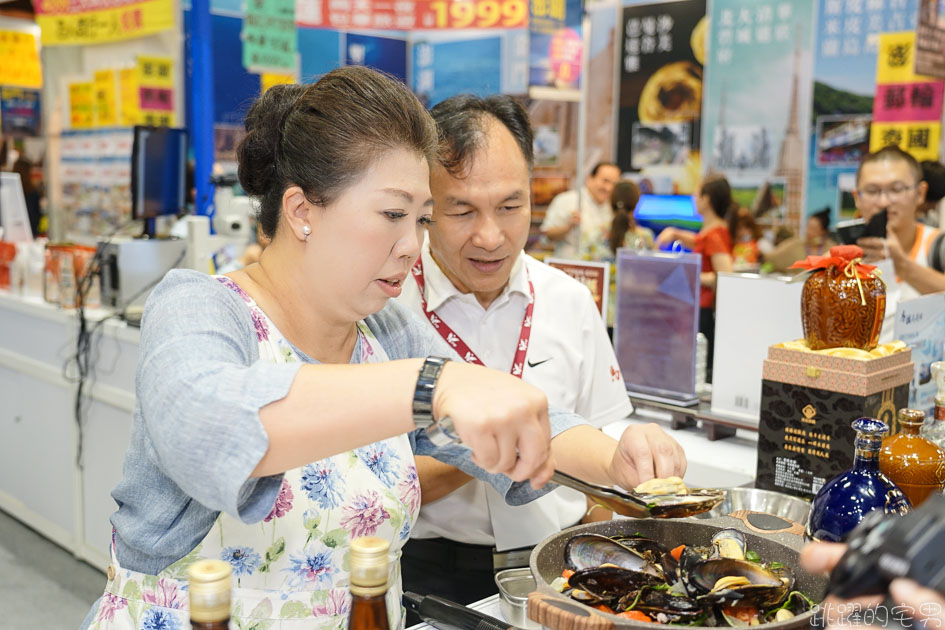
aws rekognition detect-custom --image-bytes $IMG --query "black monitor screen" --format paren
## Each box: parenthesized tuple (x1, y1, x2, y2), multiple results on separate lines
(131, 126, 187, 220)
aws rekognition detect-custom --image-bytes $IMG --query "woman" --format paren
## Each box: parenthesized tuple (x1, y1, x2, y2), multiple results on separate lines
(608, 179, 654, 254)
(655, 175, 735, 382)
(805, 208, 836, 256)
(729, 207, 762, 271)
(82, 67, 683, 629)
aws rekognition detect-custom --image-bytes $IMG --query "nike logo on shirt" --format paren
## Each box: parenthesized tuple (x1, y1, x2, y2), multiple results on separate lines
(527, 358, 552, 368)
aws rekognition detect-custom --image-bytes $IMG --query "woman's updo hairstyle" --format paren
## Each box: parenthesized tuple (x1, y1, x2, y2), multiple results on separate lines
(237, 66, 438, 239)
(699, 173, 737, 221)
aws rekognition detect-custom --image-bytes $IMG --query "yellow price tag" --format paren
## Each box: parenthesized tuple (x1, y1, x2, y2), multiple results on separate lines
(94, 69, 118, 127)
(119, 67, 140, 125)
(137, 55, 174, 88)
(69, 81, 94, 128)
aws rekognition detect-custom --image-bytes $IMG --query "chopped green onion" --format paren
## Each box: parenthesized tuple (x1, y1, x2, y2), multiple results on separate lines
(745, 550, 761, 562)
(769, 561, 784, 570)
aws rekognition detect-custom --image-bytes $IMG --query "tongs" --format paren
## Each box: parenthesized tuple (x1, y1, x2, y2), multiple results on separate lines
(425, 418, 725, 519)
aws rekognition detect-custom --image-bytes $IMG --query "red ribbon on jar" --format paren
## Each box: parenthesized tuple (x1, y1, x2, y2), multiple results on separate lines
(790, 245, 882, 306)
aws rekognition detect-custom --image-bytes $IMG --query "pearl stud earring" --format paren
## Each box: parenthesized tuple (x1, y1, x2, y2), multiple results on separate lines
(302, 225, 311, 240)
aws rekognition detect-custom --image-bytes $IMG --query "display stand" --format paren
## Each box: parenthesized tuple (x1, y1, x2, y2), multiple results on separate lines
(613, 249, 701, 406)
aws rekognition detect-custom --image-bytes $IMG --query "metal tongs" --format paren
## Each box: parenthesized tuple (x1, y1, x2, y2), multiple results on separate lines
(425, 417, 725, 519)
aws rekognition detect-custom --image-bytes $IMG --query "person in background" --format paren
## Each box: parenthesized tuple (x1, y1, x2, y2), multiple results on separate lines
(397, 94, 685, 615)
(655, 174, 735, 383)
(855, 146, 945, 342)
(541, 161, 622, 260)
(729, 207, 761, 270)
(12, 156, 42, 238)
(805, 208, 836, 257)
(79, 67, 666, 630)
(609, 179, 654, 254)
(919, 159, 945, 227)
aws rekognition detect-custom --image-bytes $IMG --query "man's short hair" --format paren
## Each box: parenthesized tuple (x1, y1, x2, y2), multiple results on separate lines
(590, 161, 619, 177)
(429, 95, 533, 177)
(856, 145, 923, 186)
(921, 160, 945, 203)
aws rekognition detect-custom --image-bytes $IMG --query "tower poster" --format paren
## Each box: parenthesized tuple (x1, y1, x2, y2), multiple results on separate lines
(701, 0, 816, 234)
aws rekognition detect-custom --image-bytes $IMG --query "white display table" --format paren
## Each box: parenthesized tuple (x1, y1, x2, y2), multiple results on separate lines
(0, 290, 138, 572)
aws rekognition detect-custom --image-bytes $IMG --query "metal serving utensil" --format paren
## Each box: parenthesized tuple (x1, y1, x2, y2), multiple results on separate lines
(424, 417, 725, 519)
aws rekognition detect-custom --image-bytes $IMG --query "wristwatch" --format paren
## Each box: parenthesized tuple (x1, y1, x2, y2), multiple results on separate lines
(413, 356, 450, 429)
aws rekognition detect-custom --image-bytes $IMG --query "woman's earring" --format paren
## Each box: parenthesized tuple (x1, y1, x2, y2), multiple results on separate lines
(302, 225, 311, 241)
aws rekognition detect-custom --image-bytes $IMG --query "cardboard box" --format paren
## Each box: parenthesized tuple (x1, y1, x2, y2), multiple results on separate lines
(756, 345, 913, 500)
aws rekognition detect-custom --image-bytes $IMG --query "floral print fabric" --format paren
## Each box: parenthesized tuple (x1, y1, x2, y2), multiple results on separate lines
(89, 276, 421, 630)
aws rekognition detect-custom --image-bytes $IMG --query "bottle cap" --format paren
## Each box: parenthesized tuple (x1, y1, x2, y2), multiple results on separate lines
(350, 536, 390, 597)
(898, 408, 925, 428)
(188, 559, 231, 623)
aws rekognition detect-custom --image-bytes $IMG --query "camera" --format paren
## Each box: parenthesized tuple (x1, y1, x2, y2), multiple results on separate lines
(827, 494, 945, 599)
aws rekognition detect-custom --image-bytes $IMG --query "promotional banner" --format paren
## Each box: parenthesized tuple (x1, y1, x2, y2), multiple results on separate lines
(35, 0, 174, 45)
(870, 32, 942, 163)
(0, 29, 43, 88)
(242, 0, 297, 72)
(582, 1, 619, 174)
(296, 0, 527, 30)
(617, 0, 705, 194)
(806, 0, 918, 223)
(411, 29, 527, 107)
(137, 55, 175, 126)
(529, 0, 582, 91)
(701, 0, 816, 233)
(0, 88, 42, 136)
(345, 33, 407, 82)
(916, 0, 945, 78)
(119, 67, 139, 125)
(69, 81, 94, 129)
(93, 69, 118, 127)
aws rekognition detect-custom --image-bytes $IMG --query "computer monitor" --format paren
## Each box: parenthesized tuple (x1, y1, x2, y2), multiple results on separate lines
(633, 194, 702, 239)
(131, 126, 187, 236)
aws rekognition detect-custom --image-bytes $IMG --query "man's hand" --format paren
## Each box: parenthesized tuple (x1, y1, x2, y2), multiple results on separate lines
(857, 236, 888, 263)
(606, 423, 687, 491)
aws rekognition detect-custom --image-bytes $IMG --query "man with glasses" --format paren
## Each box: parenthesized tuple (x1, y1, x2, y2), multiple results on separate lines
(854, 145, 945, 341)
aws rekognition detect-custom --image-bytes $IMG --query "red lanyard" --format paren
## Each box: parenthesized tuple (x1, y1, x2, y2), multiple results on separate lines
(411, 257, 535, 378)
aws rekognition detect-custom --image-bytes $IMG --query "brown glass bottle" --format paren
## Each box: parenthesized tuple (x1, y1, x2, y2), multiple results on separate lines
(189, 559, 232, 630)
(880, 408, 945, 507)
(348, 536, 391, 630)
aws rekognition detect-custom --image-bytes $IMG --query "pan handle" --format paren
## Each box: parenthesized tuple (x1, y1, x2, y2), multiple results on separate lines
(528, 592, 616, 630)
(726, 510, 806, 537)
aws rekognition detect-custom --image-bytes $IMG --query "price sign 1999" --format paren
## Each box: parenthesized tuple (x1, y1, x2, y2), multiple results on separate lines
(425, 0, 527, 29)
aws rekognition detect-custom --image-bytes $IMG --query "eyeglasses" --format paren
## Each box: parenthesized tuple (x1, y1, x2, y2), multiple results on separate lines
(857, 184, 916, 202)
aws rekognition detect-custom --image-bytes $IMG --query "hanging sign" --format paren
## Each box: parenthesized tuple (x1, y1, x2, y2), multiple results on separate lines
(0, 30, 43, 88)
(1, 88, 42, 136)
(243, 0, 297, 72)
(34, 0, 174, 45)
(137, 56, 175, 127)
(295, 0, 527, 30)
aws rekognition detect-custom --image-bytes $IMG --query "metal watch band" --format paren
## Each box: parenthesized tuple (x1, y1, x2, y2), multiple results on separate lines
(413, 356, 449, 429)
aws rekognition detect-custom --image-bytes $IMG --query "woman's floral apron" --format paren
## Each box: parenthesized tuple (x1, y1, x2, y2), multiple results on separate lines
(89, 276, 422, 630)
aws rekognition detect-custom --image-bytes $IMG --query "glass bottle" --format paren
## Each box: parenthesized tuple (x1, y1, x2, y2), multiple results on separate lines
(880, 409, 945, 507)
(189, 559, 232, 630)
(348, 536, 391, 630)
(806, 417, 912, 543)
(921, 361, 945, 449)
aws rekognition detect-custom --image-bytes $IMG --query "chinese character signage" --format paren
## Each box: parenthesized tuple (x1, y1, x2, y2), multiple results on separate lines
(529, 0, 582, 90)
(617, 0, 705, 183)
(915, 0, 945, 78)
(137, 56, 176, 127)
(870, 32, 941, 162)
(296, 0, 527, 30)
(35, 0, 174, 45)
(702, 0, 816, 232)
(0, 29, 43, 88)
(119, 67, 139, 125)
(0, 88, 42, 136)
(243, 0, 297, 72)
(546, 259, 609, 317)
(805, 0, 918, 224)
(94, 69, 118, 127)
(69, 81, 94, 128)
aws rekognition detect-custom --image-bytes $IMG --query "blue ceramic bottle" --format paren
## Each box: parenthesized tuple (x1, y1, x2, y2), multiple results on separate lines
(806, 417, 912, 542)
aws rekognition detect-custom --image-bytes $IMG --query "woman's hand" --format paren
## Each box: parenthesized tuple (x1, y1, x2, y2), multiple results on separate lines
(432, 361, 554, 489)
(606, 423, 687, 490)
(655, 227, 678, 248)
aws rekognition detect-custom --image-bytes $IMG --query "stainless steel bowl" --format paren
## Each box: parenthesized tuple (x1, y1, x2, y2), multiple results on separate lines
(691, 487, 811, 524)
(495, 567, 542, 630)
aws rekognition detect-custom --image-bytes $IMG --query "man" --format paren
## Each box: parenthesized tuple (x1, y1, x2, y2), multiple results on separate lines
(397, 95, 684, 611)
(855, 146, 945, 341)
(919, 160, 945, 228)
(540, 161, 621, 259)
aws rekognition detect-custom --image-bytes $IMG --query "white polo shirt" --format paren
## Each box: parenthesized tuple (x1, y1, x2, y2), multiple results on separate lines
(879, 223, 941, 344)
(541, 187, 613, 260)
(396, 239, 633, 550)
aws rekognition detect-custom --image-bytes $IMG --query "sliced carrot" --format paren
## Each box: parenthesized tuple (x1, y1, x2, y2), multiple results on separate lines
(617, 611, 653, 622)
(562, 569, 575, 579)
(723, 605, 760, 623)
(670, 545, 685, 561)
(594, 604, 616, 614)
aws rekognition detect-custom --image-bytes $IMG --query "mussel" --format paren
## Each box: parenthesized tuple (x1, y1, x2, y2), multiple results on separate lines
(632, 477, 726, 519)
(569, 566, 664, 603)
(626, 590, 705, 623)
(711, 529, 747, 560)
(565, 534, 664, 579)
(688, 558, 792, 608)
